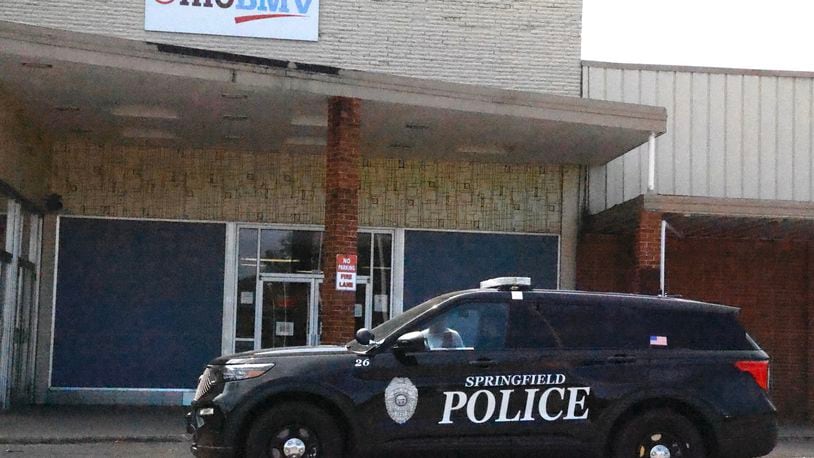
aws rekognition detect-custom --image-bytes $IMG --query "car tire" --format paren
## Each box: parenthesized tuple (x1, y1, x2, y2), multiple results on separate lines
(613, 408, 707, 458)
(245, 403, 344, 458)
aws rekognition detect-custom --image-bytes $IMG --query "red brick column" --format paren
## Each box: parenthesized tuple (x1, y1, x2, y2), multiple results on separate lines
(320, 97, 361, 345)
(631, 210, 663, 295)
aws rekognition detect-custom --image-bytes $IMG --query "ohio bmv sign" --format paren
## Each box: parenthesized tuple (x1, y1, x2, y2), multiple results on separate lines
(145, 0, 319, 42)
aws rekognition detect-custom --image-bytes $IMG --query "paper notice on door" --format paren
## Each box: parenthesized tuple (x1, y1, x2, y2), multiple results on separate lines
(354, 303, 363, 318)
(276, 321, 294, 336)
(374, 294, 389, 313)
(240, 291, 254, 304)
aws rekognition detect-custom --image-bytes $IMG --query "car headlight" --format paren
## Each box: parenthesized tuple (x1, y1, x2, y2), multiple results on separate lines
(221, 362, 275, 382)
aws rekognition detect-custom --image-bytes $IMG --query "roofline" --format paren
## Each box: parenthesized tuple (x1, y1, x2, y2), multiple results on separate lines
(0, 20, 666, 134)
(644, 194, 814, 221)
(582, 60, 814, 80)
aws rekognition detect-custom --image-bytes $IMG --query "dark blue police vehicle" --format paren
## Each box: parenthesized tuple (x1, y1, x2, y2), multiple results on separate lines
(188, 277, 777, 458)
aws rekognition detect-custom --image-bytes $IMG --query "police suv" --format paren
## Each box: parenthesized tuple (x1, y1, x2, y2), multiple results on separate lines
(187, 277, 777, 458)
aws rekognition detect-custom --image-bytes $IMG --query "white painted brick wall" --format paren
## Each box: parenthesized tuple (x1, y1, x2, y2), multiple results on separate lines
(1, 0, 582, 95)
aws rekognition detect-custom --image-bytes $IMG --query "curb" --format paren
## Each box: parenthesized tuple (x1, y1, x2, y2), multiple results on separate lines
(779, 435, 814, 441)
(0, 435, 189, 445)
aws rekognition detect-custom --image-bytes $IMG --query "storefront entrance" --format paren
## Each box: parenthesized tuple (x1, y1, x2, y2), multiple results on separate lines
(239, 275, 382, 351)
(233, 227, 393, 353)
(258, 277, 318, 349)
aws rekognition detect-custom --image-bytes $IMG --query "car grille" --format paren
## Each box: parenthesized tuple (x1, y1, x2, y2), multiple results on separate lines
(194, 368, 216, 401)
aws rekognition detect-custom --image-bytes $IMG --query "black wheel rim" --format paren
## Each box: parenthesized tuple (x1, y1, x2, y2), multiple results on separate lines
(635, 431, 691, 458)
(268, 424, 320, 458)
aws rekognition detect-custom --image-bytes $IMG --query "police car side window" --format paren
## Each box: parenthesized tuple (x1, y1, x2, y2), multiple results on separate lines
(543, 302, 640, 350)
(506, 301, 562, 349)
(419, 302, 508, 351)
(643, 308, 755, 351)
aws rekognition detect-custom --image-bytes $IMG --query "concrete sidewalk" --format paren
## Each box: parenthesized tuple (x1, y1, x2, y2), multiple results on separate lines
(0, 406, 189, 444)
(0, 405, 811, 445)
(779, 423, 814, 441)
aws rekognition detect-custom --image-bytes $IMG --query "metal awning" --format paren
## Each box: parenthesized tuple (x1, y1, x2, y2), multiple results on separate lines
(586, 194, 814, 241)
(0, 21, 666, 165)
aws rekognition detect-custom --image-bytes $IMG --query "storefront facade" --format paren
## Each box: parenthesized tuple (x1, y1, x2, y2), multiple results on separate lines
(42, 142, 570, 404)
(0, 2, 665, 408)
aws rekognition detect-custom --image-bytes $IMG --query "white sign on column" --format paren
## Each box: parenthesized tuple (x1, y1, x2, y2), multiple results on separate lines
(145, 0, 320, 42)
(336, 254, 357, 292)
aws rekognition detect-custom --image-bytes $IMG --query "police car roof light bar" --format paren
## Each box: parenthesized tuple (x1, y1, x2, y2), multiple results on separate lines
(479, 277, 532, 291)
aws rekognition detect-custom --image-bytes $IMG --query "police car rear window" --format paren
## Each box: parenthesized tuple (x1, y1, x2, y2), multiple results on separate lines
(516, 295, 754, 351)
(530, 302, 639, 350)
(639, 309, 754, 351)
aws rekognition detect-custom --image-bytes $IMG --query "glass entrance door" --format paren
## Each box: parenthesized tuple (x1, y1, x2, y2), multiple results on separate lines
(259, 280, 311, 348)
(234, 277, 320, 353)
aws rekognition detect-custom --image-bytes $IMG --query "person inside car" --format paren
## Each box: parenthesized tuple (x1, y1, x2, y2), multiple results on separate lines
(421, 320, 464, 350)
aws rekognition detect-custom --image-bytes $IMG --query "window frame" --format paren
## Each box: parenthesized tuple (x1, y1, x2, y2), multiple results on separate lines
(228, 224, 396, 354)
(394, 292, 513, 353)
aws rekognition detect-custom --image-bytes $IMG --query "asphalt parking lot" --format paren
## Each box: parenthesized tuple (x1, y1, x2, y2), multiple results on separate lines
(770, 440, 814, 458)
(2, 439, 812, 457)
(0, 406, 809, 457)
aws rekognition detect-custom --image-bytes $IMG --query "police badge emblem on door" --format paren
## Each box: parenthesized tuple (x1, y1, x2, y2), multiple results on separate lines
(385, 378, 418, 424)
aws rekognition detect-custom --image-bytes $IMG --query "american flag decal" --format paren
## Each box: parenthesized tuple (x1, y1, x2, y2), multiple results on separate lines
(650, 335, 668, 346)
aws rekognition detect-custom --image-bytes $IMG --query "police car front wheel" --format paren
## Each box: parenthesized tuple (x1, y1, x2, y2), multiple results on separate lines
(245, 403, 344, 458)
(613, 408, 706, 458)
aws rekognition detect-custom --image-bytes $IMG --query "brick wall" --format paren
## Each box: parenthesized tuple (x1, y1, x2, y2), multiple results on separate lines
(50, 141, 564, 234)
(578, 232, 811, 421)
(1, 0, 581, 96)
(632, 210, 662, 294)
(666, 238, 809, 421)
(576, 232, 633, 293)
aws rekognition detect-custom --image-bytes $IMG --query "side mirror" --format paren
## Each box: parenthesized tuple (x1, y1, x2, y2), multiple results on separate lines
(393, 331, 428, 354)
(356, 328, 374, 345)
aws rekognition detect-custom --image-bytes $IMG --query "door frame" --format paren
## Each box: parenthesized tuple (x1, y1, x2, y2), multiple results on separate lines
(315, 275, 372, 343)
(256, 274, 322, 349)
(358, 275, 373, 329)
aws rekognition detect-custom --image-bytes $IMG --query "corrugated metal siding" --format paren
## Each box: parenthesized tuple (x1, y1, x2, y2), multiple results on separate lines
(584, 65, 814, 213)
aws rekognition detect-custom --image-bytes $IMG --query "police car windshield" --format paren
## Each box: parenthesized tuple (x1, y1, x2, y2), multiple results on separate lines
(347, 291, 460, 350)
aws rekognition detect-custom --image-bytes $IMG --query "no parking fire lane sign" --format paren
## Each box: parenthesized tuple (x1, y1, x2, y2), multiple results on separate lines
(336, 255, 357, 291)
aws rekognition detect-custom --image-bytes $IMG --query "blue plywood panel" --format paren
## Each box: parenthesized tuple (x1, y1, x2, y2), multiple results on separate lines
(52, 218, 225, 389)
(404, 231, 558, 309)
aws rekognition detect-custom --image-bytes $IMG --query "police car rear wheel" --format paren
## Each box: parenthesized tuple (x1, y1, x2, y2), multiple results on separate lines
(614, 408, 706, 458)
(245, 403, 343, 458)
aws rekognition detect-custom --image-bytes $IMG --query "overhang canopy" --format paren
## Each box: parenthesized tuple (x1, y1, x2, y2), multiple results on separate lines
(586, 194, 814, 241)
(0, 21, 666, 165)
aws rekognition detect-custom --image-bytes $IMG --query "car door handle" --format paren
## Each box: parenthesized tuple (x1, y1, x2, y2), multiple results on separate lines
(607, 354, 636, 364)
(468, 358, 496, 368)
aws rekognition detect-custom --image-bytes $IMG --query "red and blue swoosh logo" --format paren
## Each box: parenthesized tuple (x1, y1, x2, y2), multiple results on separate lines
(153, 0, 307, 24)
(234, 13, 304, 23)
